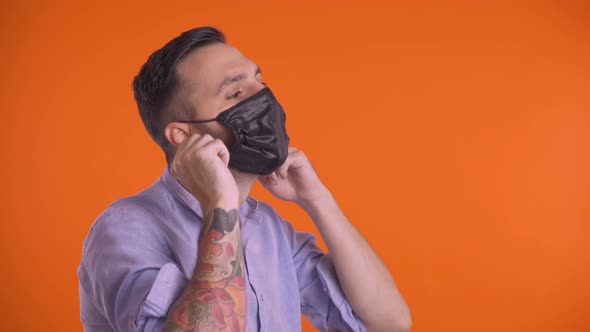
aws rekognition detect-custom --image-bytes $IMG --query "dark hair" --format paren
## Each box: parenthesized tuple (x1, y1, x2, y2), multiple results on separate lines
(132, 26, 226, 164)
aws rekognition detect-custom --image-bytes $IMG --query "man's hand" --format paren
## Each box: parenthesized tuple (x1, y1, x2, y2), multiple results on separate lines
(170, 133, 239, 210)
(258, 147, 331, 210)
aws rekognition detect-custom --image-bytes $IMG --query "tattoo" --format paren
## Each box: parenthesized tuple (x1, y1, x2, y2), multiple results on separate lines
(165, 208, 246, 331)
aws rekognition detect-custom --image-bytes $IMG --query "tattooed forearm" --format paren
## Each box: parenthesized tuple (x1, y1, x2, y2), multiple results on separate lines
(165, 208, 246, 331)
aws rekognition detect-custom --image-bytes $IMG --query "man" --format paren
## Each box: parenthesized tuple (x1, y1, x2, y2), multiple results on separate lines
(78, 26, 411, 332)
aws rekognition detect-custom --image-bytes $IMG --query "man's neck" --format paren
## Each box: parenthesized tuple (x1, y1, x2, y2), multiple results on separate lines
(230, 168, 258, 207)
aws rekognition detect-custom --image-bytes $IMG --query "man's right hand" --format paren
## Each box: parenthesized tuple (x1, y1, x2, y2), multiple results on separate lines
(170, 133, 239, 211)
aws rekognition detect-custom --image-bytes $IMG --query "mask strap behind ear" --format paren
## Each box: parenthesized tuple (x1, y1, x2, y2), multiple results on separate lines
(177, 118, 217, 124)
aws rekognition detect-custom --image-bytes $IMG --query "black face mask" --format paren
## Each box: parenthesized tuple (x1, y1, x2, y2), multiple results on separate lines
(178, 87, 290, 175)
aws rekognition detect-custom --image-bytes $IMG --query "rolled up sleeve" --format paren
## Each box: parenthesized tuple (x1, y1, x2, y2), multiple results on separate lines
(78, 210, 186, 331)
(135, 263, 186, 330)
(284, 222, 366, 332)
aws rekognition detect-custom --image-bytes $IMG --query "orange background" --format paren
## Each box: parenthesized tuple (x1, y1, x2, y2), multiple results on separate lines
(1, 1, 588, 331)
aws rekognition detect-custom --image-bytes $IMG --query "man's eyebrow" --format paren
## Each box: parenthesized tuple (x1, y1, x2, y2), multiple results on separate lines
(216, 73, 246, 95)
(216, 65, 262, 96)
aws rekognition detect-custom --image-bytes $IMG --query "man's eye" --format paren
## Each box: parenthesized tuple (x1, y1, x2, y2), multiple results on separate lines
(229, 90, 243, 99)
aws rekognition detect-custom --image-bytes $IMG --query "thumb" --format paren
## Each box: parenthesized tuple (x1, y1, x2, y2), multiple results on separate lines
(258, 175, 277, 187)
(177, 131, 188, 145)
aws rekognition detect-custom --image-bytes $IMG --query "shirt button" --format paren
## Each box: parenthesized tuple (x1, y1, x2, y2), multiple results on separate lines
(323, 287, 328, 292)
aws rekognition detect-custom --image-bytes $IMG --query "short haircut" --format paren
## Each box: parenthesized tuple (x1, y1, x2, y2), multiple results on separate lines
(132, 26, 226, 164)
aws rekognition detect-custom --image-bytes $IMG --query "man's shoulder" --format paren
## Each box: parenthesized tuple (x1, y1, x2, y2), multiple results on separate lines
(78, 178, 177, 304)
(99, 178, 168, 221)
(82, 177, 171, 250)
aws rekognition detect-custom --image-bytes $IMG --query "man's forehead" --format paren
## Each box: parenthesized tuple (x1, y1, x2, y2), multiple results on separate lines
(177, 43, 250, 88)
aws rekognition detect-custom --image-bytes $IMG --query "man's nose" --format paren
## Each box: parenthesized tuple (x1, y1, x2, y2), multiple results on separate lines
(247, 79, 267, 97)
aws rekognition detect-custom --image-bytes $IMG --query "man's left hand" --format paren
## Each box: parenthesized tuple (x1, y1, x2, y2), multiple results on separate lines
(258, 147, 331, 209)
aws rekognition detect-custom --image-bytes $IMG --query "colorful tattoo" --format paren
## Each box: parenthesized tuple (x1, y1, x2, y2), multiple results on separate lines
(165, 208, 246, 331)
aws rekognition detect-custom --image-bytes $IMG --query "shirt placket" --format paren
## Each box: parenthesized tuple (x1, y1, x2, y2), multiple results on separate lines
(242, 210, 264, 331)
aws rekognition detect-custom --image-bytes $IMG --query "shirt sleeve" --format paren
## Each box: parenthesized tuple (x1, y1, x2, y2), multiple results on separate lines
(78, 210, 187, 331)
(281, 220, 367, 332)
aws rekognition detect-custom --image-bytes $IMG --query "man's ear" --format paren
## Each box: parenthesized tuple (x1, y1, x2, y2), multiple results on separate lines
(165, 122, 192, 147)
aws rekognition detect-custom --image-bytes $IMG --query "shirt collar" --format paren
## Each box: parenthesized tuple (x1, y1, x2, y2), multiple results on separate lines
(161, 166, 261, 225)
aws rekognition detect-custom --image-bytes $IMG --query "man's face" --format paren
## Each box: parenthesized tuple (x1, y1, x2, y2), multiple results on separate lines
(175, 43, 267, 145)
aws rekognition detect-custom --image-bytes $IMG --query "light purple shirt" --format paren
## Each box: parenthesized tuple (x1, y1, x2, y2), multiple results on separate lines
(78, 167, 366, 331)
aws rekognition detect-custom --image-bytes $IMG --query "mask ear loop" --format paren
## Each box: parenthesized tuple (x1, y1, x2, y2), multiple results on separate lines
(177, 118, 218, 124)
(175, 118, 217, 138)
(214, 115, 240, 153)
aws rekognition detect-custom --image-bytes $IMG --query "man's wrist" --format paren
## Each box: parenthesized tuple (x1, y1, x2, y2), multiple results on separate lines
(299, 189, 339, 220)
(200, 197, 239, 214)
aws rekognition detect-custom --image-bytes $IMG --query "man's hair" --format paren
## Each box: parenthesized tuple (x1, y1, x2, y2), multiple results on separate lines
(132, 26, 226, 164)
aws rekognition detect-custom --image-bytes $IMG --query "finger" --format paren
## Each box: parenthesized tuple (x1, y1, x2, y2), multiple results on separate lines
(175, 133, 202, 155)
(214, 139, 230, 166)
(180, 134, 214, 158)
(268, 172, 279, 185)
(275, 159, 290, 180)
(201, 139, 230, 167)
(261, 173, 278, 185)
(176, 133, 214, 155)
(290, 150, 309, 169)
(190, 133, 215, 150)
(287, 147, 308, 166)
(258, 175, 271, 186)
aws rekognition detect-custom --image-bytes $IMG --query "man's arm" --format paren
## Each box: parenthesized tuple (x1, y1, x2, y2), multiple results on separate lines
(260, 147, 412, 332)
(164, 133, 246, 331)
(164, 208, 246, 331)
(302, 194, 412, 332)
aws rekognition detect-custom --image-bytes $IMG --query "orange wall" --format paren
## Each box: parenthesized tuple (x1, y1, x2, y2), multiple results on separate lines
(1, 1, 588, 331)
